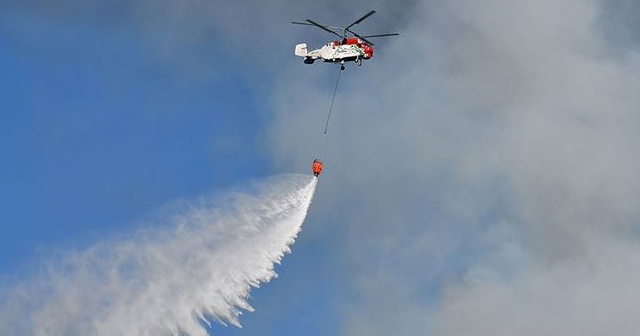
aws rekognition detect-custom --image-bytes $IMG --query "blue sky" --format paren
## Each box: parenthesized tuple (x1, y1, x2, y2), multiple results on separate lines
(4, 1, 640, 335)
(0, 4, 339, 335)
(1, 10, 268, 269)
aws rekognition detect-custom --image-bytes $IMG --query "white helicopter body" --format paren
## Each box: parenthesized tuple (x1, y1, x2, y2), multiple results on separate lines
(292, 10, 398, 68)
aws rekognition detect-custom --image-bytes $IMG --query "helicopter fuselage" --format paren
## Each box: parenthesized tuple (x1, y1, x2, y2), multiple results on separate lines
(295, 38, 373, 66)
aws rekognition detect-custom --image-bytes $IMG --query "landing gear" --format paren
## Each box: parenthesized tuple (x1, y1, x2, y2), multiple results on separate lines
(356, 58, 363, 66)
(340, 60, 345, 71)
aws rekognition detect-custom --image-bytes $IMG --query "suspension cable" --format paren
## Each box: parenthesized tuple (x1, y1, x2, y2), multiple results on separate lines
(316, 65, 344, 162)
(323, 66, 343, 135)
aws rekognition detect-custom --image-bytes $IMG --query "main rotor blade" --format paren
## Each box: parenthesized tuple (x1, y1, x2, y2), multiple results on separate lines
(306, 19, 344, 39)
(362, 33, 400, 38)
(345, 10, 376, 30)
(292, 21, 345, 30)
(346, 29, 375, 46)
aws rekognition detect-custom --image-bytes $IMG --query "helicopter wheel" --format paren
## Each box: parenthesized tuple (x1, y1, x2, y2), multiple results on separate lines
(341, 64, 345, 70)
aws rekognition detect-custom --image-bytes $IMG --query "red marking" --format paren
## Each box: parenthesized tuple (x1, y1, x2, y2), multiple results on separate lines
(362, 44, 374, 59)
(344, 37, 360, 45)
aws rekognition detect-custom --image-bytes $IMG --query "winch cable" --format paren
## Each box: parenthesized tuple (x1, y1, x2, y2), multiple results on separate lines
(318, 66, 343, 160)
(323, 66, 343, 135)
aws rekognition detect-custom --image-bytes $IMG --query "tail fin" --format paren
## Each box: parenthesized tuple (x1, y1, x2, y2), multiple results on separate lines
(295, 43, 308, 57)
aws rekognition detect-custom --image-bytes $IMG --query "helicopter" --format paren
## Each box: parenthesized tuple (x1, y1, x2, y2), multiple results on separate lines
(292, 10, 399, 70)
